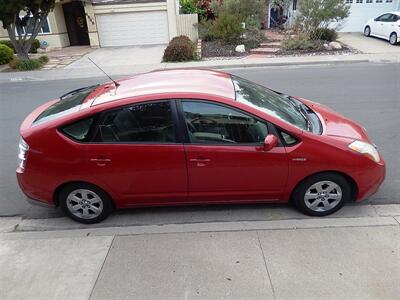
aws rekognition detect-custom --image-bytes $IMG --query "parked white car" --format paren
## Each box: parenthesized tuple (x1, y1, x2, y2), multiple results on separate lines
(364, 11, 400, 45)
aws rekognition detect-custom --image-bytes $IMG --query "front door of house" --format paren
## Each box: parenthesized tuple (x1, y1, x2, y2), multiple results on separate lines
(63, 1, 90, 46)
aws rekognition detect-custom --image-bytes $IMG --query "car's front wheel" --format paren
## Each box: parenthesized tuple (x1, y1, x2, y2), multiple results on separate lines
(389, 32, 398, 45)
(59, 183, 113, 224)
(364, 26, 371, 37)
(292, 173, 351, 216)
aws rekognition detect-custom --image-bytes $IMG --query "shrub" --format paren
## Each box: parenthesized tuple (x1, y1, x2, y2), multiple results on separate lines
(179, 0, 205, 14)
(217, 0, 266, 26)
(38, 55, 49, 64)
(310, 28, 338, 42)
(163, 35, 195, 62)
(9, 57, 47, 71)
(15, 59, 42, 71)
(243, 27, 264, 49)
(208, 14, 244, 44)
(296, 0, 350, 33)
(0, 39, 41, 54)
(0, 44, 14, 65)
(282, 34, 322, 51)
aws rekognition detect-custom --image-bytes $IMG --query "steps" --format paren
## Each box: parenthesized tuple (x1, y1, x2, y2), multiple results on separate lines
(250, 41, 281, 55)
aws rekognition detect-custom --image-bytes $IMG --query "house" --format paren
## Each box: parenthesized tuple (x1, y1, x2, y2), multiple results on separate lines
(0, 0, 198, 50)
(268, 0, 400, 32)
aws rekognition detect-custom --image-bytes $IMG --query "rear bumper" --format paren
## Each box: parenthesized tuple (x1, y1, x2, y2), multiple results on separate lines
(16, 168, 54, 206)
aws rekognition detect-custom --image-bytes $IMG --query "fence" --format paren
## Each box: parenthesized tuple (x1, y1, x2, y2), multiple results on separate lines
(176, 14, 199, 42)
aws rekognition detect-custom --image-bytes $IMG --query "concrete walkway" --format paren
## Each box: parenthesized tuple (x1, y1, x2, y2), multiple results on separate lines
(1, 204, 399, 299)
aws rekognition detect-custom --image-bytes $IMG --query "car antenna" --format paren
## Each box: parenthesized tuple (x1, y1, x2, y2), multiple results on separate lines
(87, 57, 120, 88)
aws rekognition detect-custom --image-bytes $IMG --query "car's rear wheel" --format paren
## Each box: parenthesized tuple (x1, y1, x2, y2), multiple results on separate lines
(292, 173, 351, 216)
(389, 32, 398, 45)
(364, 26, 371, 37)
(59, 183, 113, 224)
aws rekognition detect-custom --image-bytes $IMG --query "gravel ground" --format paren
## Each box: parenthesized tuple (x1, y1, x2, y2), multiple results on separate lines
(202, 41, 247, 58)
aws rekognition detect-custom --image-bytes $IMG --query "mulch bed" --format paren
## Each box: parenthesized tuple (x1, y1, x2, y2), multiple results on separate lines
(202, 41, 248, 58)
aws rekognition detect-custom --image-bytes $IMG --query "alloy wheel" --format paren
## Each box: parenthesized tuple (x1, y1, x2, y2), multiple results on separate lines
(66, 189, 104, 219)
(304, 181, 342, 213)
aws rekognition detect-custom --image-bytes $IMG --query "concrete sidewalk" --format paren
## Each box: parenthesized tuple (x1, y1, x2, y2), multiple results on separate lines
(1, 51, 399, 83)
(0, 205, 399, 300)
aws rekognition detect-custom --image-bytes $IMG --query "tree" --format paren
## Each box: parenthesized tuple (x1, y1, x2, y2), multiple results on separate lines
(0, 0, 55, 59)
(295, 0, 350, 33)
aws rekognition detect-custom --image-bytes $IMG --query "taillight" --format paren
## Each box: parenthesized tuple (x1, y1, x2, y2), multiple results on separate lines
(18, 138, 29, 170)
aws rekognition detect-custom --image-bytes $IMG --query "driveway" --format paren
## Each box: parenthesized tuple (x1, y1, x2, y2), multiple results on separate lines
(339, 32, 400, 54)
(65, 44, 166, 69)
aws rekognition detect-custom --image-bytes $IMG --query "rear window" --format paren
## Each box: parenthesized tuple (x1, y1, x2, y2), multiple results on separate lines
(33, 85, 98, 125)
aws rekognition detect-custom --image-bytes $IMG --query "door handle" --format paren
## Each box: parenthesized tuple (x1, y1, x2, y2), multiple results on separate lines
(90, 158, 111, 166)
(189, 158, 211, 167)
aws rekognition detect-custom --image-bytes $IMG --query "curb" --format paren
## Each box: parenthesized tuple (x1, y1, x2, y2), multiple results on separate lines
(0, 57, 383, 83)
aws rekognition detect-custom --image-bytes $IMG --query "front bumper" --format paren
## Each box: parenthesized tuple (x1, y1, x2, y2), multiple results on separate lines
(354, 158, 386, 202)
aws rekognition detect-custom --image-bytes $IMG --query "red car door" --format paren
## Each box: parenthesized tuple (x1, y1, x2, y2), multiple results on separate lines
(180, 100, 289, 203)
(82, 100, 188, 206)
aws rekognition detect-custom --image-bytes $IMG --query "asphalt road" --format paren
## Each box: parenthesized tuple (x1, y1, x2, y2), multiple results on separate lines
(0, 62, 399, 219)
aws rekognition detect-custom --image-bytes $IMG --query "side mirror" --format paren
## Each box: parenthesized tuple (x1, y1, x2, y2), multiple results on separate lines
(263, 134, 278, 151)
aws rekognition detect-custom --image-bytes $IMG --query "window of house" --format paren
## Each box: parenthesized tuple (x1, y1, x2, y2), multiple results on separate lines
(16, 16, 51, 35)
(376, 0, 383, 3)
(97, 102, 176, 143)
(182, 101, 269, 145)
(366, 0, 372, 3)
(356, 0, 363, 3)
(345, 0, 353, 3)
(386, 0, 393, 2)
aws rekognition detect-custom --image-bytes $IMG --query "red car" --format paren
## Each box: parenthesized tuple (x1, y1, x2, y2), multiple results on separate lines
(17, 69, 385, 223)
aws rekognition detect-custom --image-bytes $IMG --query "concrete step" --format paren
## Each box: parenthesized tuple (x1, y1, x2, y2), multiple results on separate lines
(250, 47, 280, 55)
(260, 42, 282, 48)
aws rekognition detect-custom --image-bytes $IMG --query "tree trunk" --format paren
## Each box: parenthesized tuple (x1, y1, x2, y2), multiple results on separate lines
(6, 26, 29, 60)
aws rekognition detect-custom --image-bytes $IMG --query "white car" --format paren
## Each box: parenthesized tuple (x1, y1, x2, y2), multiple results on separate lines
(364, 11, 400, 45)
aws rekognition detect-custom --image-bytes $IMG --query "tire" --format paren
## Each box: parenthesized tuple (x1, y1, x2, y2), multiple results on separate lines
(389, 33, 398, 45)
(364, 26, 371, 37)
(59, 183, 113, 224)
(292, 173, 351, 217)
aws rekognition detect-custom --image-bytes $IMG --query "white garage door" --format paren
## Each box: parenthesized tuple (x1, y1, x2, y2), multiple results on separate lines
(340, 0, 398, 32)
(96, 11, 169, 47)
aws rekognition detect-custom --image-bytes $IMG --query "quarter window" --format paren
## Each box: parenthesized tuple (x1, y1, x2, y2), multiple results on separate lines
(98, 102, 176, 143)
(182, 101, 269, 144)
(61, 117, 94, 142)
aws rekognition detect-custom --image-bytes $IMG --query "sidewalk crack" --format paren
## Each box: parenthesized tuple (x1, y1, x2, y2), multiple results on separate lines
(256, 231, 277, 300)
(89, 235, 115, 300)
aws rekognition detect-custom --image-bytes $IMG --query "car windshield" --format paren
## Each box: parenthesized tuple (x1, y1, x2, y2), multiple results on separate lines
(33, 85, 99, 125)
(232, 76, 308, 131)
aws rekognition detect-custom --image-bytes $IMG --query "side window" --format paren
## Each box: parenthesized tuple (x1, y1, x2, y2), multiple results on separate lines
(377, 14, 392, 22)
(61, 117, 94, 142)
(98, 102, 176, 143)
(182, 101, 268, 144)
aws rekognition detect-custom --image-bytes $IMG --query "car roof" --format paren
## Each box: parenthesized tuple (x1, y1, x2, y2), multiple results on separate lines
(89, 69, 236, 107)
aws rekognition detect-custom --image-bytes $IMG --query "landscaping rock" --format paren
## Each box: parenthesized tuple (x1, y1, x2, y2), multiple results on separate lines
(235, 45, 246, 53)
(329, 42, 342, 50)
(323, 43, 333, 51)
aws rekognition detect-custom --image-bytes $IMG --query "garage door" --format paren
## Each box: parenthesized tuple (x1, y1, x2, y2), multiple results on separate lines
(340, 0, 397, 32)
(96, 11, 169, 47)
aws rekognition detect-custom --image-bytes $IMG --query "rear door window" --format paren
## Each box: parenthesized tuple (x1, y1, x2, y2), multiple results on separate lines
(97, 101, 176, 143)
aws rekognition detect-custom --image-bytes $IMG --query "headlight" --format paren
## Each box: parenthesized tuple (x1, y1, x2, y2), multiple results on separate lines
(18, 138, 29, 170)
(348, 140, 380, 162)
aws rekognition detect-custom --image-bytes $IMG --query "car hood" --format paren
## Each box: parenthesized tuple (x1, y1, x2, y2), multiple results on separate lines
(298, 98, 371, 143)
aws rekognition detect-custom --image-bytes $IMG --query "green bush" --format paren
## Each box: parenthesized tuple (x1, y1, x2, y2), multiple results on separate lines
(208, 14, 244, 44)
(212, 0, 265, 26)
(179, 0, 205, 14)
(310, 28, 338, 42)
(163, 35, 195, 62)
(0, 39, 41, 53)
(243, 27, 264, 49)
(0, 44, 14, 65)
(9, 56, 48, 71)
(282, 34, 322, 51)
